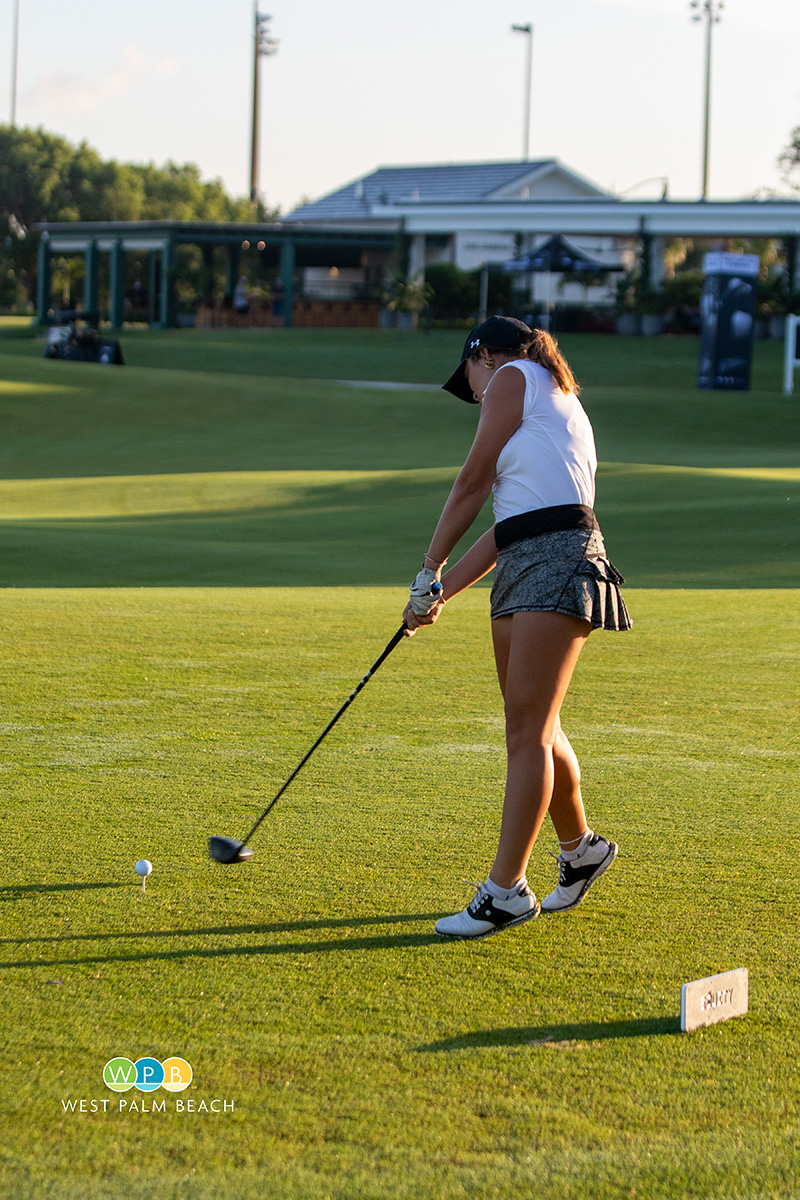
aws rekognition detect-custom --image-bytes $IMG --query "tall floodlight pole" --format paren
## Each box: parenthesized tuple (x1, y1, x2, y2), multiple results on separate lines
(250, 7, 279, 207)
(690, 0, 724, 200)
(511, 23, 533, 160)
(11, 0, 20, 126)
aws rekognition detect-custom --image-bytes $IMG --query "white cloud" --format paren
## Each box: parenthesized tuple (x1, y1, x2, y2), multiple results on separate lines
(23, 47, 178, 118)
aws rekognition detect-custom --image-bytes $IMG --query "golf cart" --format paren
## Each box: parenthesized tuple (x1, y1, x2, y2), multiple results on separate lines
(44, 310, 124, 365)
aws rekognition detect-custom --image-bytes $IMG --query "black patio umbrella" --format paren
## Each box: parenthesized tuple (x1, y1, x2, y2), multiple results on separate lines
(502, 235, 620, 275)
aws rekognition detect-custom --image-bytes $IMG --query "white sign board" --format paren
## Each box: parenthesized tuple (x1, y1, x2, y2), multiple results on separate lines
(702, 252, 760, 277)
(454, 232, 517, 272)
(681, 968, 749, 1033)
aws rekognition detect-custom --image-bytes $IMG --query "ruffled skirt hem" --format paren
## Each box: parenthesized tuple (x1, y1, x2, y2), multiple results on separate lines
(490, 528, 632, 632)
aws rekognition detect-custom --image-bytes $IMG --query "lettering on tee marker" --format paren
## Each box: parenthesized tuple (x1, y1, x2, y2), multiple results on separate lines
(681, 968, 748, 1032)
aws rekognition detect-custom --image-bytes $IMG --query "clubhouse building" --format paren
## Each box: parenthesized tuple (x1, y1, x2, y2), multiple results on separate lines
(35, 158, 800, 328)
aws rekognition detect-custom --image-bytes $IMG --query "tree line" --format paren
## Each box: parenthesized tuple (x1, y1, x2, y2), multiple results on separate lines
(0, 126, 267, 309)
(3, 122, 800, 319)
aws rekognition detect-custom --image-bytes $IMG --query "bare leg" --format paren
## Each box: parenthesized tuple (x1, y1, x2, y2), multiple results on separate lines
(489, 611, 591, 889)
(550, 725, 589, 847)
(493, 620, 589, 849)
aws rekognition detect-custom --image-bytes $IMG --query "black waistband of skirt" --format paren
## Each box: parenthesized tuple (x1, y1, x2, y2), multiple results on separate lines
(494, 504, 599, 551)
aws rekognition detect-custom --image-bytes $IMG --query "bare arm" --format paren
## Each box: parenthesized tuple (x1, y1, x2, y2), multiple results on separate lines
(424, 366, 525, 566)
(402, 363, 524, 635)
(440, 528, 497, 600)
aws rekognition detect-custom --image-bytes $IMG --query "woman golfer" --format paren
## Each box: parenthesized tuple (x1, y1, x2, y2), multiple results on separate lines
(404, 316, 631, 939)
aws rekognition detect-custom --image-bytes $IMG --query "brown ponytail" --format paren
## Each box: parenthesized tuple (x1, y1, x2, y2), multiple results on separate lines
(468, 327, 580, 396)
(525, 329, 580, 396)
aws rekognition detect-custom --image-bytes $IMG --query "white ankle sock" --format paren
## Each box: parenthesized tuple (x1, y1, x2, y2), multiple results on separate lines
(561, 829, 593, 861)
(486, 876, 525, 901)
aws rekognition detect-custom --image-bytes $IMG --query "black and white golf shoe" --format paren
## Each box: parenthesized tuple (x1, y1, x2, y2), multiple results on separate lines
(435, 880, 541, 939)
(541, 833, 618, 914)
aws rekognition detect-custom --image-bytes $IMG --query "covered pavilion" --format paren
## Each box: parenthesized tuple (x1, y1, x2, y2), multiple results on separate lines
(33, 219, 398, 328)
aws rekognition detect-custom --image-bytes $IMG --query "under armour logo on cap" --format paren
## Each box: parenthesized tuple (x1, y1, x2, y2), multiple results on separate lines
(443, 315, 533, 405)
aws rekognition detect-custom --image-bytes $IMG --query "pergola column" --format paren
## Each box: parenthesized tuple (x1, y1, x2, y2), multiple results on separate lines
(201, 244, 216, 305)
(109, 239, 125, 328)
(36, 233, 52, 323)
(408, 234, 426, 283)
(160, 239, 176, 328)
(225, 243, 240, 304)
(83, 239, 99, 315)
(785, 236, 799, 299)
(648, 236, 666, 289)
(280, 239, 295, 328)
(148, 251, 160, 326)
(640, 233, 666, 291)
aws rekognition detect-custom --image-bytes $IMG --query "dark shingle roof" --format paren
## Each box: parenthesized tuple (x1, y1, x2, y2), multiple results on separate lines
(284, 161, 556, 221)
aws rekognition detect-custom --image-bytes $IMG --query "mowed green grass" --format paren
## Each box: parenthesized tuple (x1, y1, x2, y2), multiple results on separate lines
(0, 322, 798, 1198)
(1, 588, 798, 1200)
(0, 325, 796, 587)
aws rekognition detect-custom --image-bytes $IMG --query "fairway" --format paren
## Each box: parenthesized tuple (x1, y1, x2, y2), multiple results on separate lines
(1, 324, 798, 1199)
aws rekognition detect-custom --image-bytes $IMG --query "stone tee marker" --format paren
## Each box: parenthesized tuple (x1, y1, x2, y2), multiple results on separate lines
(681, 968, 749, 1033)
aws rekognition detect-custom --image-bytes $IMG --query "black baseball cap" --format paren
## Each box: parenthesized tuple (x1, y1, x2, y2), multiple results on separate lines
(441, 315, 532, 404)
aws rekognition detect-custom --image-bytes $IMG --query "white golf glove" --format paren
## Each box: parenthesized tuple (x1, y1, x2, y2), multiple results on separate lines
(409, 567, 444, 616)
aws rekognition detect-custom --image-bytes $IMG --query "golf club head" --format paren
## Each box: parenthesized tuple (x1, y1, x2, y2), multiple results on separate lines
(208, 836, 255, 864)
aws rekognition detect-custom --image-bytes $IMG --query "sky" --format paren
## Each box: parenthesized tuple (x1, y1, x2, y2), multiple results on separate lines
(3, 0, 800, 213)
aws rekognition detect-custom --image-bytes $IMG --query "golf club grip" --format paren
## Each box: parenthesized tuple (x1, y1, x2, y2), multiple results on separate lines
(241, 625, 407, 843)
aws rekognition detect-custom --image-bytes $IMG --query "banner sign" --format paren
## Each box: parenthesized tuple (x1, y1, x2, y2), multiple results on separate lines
(698, 252, 760, 391)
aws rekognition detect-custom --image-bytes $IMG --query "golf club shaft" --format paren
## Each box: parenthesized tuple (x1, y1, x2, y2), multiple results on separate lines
(239, 625, 407, 845)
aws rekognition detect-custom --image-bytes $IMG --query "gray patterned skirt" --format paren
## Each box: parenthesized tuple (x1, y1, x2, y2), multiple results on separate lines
(490, 527, 632, 630)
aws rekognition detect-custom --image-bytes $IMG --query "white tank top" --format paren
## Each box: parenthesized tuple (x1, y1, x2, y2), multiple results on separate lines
(491, 359, 597, 522)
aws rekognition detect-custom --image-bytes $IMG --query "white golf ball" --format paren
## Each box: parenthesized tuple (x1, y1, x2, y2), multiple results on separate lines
(134, 859, 153, 878)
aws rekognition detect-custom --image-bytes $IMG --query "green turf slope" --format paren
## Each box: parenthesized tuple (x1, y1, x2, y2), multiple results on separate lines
(0, 329, 796, 588)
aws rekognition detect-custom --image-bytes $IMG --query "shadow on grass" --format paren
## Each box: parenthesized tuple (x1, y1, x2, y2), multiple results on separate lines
(0, 910, 445, 946)
(0, 911, 450, 966)
(0, 882, 130, 900)
(418, 1016, 681, 1051)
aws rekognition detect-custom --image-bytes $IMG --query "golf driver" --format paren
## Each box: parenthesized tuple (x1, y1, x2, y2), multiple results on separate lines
(208, 624, 408, 864)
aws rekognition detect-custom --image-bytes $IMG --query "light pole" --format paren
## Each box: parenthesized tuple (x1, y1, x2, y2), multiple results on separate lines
(10, 0, 19, 126)
(250, 6, 279, 208)
(690, 0, 724, 200)
(511, 23, 533, 160)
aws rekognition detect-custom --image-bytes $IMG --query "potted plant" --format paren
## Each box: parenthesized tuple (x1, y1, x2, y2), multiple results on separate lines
(660, 270, 703, 334)
(640, 289, 668, 337)
(757, 272, 789, 339)
(381, 271, 433, 330)
(614, 271, 640, 335)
